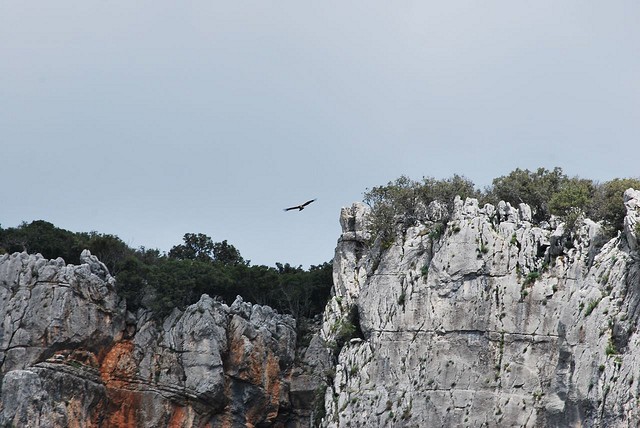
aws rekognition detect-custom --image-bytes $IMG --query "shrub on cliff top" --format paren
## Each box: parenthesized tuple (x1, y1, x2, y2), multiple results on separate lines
(487, 167, 566, 222)
(591, 178, 640, 234)
(364, 168, 639, 243)
(363, 174, 478, 243)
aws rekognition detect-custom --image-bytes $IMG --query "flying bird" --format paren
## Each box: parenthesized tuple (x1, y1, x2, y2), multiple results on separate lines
(284, 199, 317, 212)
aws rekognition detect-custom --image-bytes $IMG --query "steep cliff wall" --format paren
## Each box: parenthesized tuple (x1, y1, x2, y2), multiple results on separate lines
(2, 189, 639, 427)
(319, 189, 640, 427)
(0, 251, 305, 427)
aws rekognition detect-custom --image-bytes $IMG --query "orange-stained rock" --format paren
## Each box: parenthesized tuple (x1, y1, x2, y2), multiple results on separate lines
(100, 340, 136, 388)
(0, 251, 304, 428)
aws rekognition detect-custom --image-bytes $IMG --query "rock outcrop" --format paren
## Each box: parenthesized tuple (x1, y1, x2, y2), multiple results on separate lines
(2, 189, 640, 427)
(319, 189, 640, 427)
(0, 251, 301, 427)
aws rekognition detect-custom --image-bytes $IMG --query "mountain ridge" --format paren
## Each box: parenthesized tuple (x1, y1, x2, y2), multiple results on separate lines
(0, 187, 638, 427)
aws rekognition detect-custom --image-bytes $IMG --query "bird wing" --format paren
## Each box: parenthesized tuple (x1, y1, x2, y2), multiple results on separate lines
(283, 199, 316, 211)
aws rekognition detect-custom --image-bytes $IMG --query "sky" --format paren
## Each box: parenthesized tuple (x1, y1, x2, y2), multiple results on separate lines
(1, 1, 639, 268)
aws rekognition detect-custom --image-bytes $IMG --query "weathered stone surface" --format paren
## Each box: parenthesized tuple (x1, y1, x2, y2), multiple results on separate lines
(624, 188, 640, 250)
(4, 188, 640, 427)
(0, 251, 125, 376)
(0, 252, 300, 427)
(318, 189, 640, 427)
(1, 364, 108, 428)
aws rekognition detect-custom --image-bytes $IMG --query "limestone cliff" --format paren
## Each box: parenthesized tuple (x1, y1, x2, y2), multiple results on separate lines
(318, 188, 640, 427)
(0, 251, 304, 427)
(2, 188, 639, 427)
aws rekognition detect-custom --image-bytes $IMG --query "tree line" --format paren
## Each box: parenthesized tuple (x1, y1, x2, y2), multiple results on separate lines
(0, 224, 332, 322)
(2, 167, 637, 323)
(363, 167, 640, 243)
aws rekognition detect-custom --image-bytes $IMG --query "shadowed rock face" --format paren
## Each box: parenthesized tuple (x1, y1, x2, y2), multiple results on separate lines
(0, 251, 301, 427)
(319, 189, 640, 427)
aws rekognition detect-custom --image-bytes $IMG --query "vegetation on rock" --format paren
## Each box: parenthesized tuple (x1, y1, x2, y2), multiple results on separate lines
(0, 222, 332, 322)
(363, 174, 478, 244)
(363, 167, 640, 241)
(2, 166, 636, 326)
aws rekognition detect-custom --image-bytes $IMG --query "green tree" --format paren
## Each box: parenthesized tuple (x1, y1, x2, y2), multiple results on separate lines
(145, 257, 233, 317)
(114, 252, 152, 310)
(81, 232, 132, 274)
(231, 263, 280, 306)
(364, 175, 421, 241)
(548, 177, 595, 217)
(0, 224, 5, 254)
(0, 221, 333, 321)
(267, 261, 333, 321)
(212, 240, 246, 266)
(488, 167, 566, 222)
(0, 220, 83, 263)
(305, 261, 333, 316)
(590, 178, 640, 234)
(168, 233, 215, 262)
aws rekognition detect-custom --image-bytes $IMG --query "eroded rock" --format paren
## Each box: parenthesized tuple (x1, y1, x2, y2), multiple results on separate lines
(319, 190, 640, 427)
(0, 253, 300, 427)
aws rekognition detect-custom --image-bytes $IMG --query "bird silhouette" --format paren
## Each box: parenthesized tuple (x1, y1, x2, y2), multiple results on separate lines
(284, 199, 317, 211)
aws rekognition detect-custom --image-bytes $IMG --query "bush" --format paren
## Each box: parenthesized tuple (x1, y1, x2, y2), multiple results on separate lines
(419, 174, 479, 210)
(0, 222, 333, 322)
(549, 177, 595, 217)
(365, 169, 640, 242)
(487, 167, 566, 222)
(363, 174, 478, 242)
(523, 271, 540, 285)
(590, 178, 640, 235)
(605, 339, 617, 356)
(584, 298, 601, 317)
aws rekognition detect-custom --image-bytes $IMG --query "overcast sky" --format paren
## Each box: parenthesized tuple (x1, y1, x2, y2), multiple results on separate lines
(1, 1, 639, 268)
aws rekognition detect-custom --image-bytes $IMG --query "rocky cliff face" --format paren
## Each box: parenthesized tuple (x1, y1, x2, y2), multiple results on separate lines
(0, 251, 305, 427)
(2, 189, 639, 427)
(319, 189, 640, 427)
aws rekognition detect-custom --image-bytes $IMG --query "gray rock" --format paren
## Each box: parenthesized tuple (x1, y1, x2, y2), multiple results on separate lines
(319, 191, 640, 427)
(5, 189, 639, 427)
(0, 252, 125, 375)
(623, 188, 640, 250)
(0, 252, 300, 427)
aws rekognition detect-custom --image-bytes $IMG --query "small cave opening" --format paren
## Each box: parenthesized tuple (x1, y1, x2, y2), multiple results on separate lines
(334, 305, 366, 357)
(350, 305, 366, 342)
(537, 243, 550, 258)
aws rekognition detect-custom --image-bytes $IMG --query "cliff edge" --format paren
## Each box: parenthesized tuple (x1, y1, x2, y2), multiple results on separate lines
(1, 188, 639, 427)
(319, 189, 640, 427)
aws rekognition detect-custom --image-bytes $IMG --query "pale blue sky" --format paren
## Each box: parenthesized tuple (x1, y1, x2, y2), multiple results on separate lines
(1, 1, 639, 267)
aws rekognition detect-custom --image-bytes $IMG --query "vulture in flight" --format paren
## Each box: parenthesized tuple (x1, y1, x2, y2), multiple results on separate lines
(284, 199, 317, 212)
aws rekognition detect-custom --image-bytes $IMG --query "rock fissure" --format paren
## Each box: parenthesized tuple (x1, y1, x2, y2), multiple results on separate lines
(373, 328, 561, 339)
